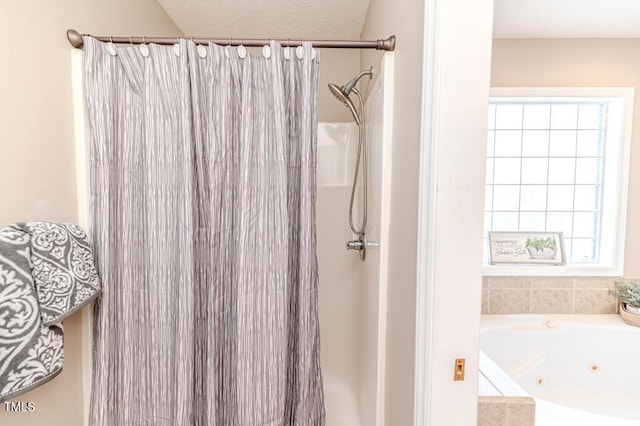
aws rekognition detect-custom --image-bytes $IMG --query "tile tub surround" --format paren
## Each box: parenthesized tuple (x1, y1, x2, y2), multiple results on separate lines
(478, 351, 536, 426)
(478, 397, 535, 426)
(481, 277, 633, 314)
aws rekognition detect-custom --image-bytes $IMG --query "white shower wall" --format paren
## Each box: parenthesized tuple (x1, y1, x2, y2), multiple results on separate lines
(317, 52, 394, 426)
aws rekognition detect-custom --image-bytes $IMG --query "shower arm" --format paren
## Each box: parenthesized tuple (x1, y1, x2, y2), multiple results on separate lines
(344, 68, 374, 94)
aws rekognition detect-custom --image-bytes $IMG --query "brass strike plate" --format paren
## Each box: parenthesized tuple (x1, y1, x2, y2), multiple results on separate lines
(454, 358, 465, 381)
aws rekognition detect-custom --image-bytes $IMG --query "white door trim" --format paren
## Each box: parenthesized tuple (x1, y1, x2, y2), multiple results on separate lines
(414, 0, 495, 424)
(413, 0, 442, 422)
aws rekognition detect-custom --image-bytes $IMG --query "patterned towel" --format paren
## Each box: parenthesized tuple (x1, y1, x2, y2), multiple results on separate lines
(0, 222, 101, 402)
(23, 222, 101, 326)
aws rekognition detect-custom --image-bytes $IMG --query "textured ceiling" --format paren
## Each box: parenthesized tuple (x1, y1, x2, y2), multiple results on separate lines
(494, 0, 640, 38)
(156, 0, 370, 40)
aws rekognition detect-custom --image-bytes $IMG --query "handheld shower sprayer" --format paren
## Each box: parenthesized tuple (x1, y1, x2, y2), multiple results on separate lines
(327, 67, 374, 261)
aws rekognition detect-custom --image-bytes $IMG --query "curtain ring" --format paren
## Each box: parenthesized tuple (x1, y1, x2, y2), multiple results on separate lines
(296, 39, 305, 59)
(139, 35, 150, 57)
(106, 35, 117, 56)
(283, 38, 292, 60)
(129, 36, 133, 46)
(237, 38, 247, 59)
(225, 37, 233, 59)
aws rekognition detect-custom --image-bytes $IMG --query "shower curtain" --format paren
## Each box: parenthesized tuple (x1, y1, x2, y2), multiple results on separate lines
(83, 36, 324, 425)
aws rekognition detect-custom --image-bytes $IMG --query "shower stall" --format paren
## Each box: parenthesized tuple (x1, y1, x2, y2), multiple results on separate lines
(317, 53, 394, 426)
(71, 46, 394, 426)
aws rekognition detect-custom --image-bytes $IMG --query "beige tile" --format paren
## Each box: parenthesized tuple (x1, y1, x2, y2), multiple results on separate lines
(482, 289, 489, 314)
(483, 276, 489, 289)
(574, 277, 615, 289)
(531, 289, 573, 314)
(506, 398, 535, 426)
(574, 289, 618, 314)
(478, 398, 507, 426)
(489, 289, 531, 314)
(487, 277, 531, 289)
(530, 277, 573, 289)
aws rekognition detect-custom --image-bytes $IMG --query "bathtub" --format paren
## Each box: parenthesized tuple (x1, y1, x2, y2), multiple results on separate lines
(480, 315, 640, 426)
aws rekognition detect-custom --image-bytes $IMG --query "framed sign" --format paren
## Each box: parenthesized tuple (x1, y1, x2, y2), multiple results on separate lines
(488, 232, 566, 265)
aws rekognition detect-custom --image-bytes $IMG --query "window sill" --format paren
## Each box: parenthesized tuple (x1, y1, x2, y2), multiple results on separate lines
(482, 264, 622, 277)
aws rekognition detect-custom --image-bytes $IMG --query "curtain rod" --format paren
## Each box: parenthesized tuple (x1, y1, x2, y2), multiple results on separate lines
(66, 29, 396, 51)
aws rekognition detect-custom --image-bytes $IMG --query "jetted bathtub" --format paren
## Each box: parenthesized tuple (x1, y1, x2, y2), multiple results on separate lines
(480, 315, 640, 426)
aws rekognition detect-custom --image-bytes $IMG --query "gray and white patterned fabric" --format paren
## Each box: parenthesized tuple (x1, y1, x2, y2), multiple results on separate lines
(23, 222, 101, 326)
(0, 222, 101, 402)
(84, 35, 325, 425)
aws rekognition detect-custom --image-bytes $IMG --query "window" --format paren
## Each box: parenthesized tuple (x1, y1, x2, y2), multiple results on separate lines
(483, 88, 634, 276)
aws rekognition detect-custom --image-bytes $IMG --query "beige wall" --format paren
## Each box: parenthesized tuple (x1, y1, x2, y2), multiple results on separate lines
(360, 0, 425, 424)
(0, 2, 180, 425)
(492, 38, 640, 277)
(487, 39, 640, 315)
(318, 50, 362, 122)
(0, 1, 357, 425)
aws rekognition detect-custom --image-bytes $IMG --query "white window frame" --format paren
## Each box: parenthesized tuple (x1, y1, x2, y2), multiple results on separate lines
(483, 87, 634, 277)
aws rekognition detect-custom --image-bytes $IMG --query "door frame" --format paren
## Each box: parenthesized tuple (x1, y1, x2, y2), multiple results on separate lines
(414, 0, 495, 424)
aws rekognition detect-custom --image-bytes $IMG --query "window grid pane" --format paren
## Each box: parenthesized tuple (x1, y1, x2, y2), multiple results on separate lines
(485, 100, 607, 264)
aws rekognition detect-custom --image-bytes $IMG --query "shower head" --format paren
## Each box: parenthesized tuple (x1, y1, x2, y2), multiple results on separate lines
(328, 66, 373, 125)
(328, 83, 361, 125)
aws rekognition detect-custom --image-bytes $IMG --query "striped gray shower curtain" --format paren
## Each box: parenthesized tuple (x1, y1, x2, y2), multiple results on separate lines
(83, 36, 324, 425)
